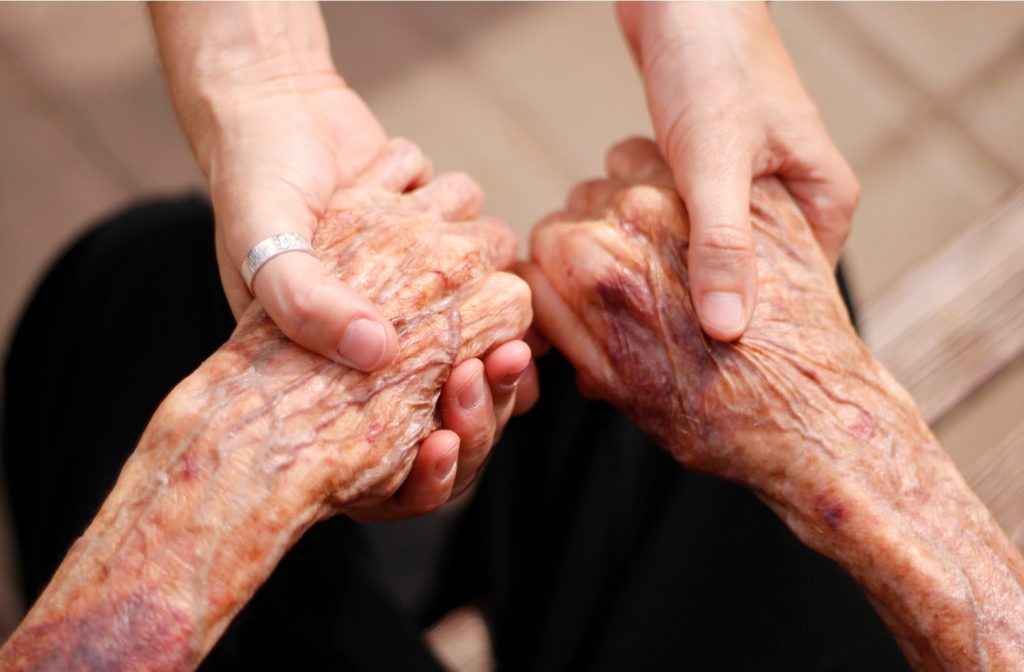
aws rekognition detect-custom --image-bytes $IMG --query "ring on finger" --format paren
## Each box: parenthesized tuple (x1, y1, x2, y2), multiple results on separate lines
(241, 233, 317, 292)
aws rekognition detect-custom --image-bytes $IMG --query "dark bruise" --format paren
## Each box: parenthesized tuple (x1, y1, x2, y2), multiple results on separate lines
(1, 587, 192, 671)
(814, 494, 846, 532)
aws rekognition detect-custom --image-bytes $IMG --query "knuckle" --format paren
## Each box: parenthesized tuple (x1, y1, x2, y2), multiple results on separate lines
(446, 171, 484, 201)
(695, 225, 754, 265)
(503, 273, 534, 330)
(845, 175, 862, 212)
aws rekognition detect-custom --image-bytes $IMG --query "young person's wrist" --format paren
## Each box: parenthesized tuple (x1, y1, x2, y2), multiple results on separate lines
(150, 1, 340, 174)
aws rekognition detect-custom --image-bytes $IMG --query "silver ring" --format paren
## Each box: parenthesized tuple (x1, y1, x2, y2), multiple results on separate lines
(241, 233, 316, 292)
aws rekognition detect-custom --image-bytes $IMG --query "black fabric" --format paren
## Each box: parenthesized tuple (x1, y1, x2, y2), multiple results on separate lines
(2, 197, 908, 670)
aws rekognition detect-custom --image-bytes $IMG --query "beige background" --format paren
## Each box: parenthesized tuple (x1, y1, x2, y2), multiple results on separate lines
(1, 0, 1024, 631)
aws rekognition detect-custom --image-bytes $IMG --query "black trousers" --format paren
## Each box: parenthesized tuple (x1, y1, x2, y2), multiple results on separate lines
(2, 198, 909, 670)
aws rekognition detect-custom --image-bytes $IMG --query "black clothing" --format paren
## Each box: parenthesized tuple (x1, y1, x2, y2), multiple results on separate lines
(2, 198, 908, 670)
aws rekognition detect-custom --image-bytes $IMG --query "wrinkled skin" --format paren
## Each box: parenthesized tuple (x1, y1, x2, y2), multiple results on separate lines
(0, 144, 531, 670)
(527, 137, 867, 489)
(523, 138, 1024, 671)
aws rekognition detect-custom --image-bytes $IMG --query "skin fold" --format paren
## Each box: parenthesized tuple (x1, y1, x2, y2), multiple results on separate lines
(522, 138, 1024, 671)
(0, 143, 531, 670)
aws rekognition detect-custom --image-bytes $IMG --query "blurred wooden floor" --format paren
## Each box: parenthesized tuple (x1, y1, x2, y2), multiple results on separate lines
(2, 1, 1024, 656)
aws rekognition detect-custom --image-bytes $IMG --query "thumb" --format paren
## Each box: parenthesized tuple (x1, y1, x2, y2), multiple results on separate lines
(675, 154, 757, 342)
(252, 253, 398, 370)
(220, 190, 398, 371)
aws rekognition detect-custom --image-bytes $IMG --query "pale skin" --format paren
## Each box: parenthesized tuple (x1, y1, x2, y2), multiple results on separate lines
(521, 138, 1024, 670)
(617, 2, 860, 340)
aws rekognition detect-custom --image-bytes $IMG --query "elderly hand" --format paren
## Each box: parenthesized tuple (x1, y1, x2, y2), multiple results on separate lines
(617, 2, 860, 341)
(149, 5, 539, 518)
(520, 138, 1024, 670)
(0, 144, 534, 671)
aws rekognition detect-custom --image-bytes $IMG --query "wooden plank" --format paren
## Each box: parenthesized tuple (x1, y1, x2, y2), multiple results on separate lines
(860, 187, 1024, 424)
(968, 419, 1024, 551)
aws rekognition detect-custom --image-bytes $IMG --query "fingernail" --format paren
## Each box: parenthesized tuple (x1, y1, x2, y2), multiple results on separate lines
(699, 292, 744, 336)
(337, 319, 388, 370)
(434, 446, 458, 481)
(457, 371, 486, 410)
(497, 367, 527, 393)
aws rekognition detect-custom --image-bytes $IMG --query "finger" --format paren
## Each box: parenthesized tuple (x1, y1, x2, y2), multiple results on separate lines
(451, 216, 519, 271)
(511, 360, 540, 416)
(215, 181, 399, 368)
(567, 178, 624, 218)
(253, 252, 399, 370)
(483, 340, 532, 430)
(779, 139, 860, 267)
(440, 359, 496, 495)
(348, 429, 459, 522)
(516, 261, 611, 391)
(356, 137, 434, 192)
(676, 154, 757, 342)
(215, 232, 250, 320)
(408, 172, 484, 221)
(606, 137, 673, 187)
(455, 271, 533, 363)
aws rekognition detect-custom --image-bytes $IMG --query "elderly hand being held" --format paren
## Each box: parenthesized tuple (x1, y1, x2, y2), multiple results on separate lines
(521, 138, 1024, 670)
(149, 3, 538, 520)
(618, 1, 860, 341)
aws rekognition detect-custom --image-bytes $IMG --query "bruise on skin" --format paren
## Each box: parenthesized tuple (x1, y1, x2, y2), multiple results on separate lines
(1, 587, 192, 671)
(595, 273, 677, 408)
(814, 494, 845, 531)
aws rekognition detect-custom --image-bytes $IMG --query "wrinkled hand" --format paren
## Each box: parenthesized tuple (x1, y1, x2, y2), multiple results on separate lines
(522, 137, 879, 496)
(170, 142, 534, 521)
(523, 138, 1024, 670)
(202, 73, 404, 370)
(203, 97, 535, 518)
(617, 2, 860, 341)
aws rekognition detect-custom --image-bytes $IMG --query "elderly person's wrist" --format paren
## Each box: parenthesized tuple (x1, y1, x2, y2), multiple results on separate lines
(740, 371, 1024, 669)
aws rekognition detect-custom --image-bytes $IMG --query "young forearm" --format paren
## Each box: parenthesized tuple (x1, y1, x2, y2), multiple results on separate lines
(148, 1, 338, 169)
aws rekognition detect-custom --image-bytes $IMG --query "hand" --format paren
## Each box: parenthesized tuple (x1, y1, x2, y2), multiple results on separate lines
(348, 338, 539, 522)
(617, 2, 860, 341)
(153, 2, 405, 370)
(195, 142, 534, 519)
(521, 137, 864, 490)
(149, 3, 541, 514)
(0, 144, 536, 668)
(521, 138, 1024, 670)
(206, 75, 406, 371)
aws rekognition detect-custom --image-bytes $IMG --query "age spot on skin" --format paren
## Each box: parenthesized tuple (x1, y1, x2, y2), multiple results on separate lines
(846, 409, 876, 441)
(815, 494, 845, 531)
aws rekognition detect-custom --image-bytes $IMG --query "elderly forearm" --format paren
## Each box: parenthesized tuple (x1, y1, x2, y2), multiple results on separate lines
(148, 1, 337, 171)
(734, 364, 1024, 669)
(529, 138, 1024, 671)
(0, 327, 361, 669)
